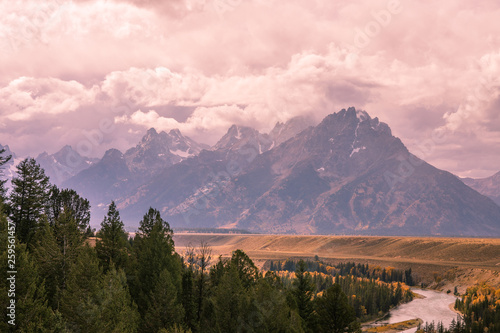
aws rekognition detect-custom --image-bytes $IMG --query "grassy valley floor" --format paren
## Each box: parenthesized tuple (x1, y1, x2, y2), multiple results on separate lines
(173, 234, 500, 291)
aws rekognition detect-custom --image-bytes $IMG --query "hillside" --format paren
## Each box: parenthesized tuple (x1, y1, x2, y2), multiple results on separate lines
(173, 233, 500, 290)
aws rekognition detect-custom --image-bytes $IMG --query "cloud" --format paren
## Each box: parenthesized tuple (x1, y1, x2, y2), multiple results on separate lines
(116, 103, 280, 143)
(1, 0, 500, 177)
(0, 77, 98, 121)
(101, 67, 210, 107)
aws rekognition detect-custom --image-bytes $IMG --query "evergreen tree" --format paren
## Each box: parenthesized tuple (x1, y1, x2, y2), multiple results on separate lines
(251, 278, 304, 332)
(0, 147, 12, 205)
(131, 207, 182, 328)
(138, 206, 170, 238)
(0, 210, 64, 332)
(9, 158, 50, 245)
(211, 265, 247, 333)
(59, 245, 102, 331)
(46, 186, 91, 233)
(84, 267, 140, 333)
(143, 269, 185, 332)
(230, 249, 260, 289)
(53, 208, 86, 293)
(195, 241, 212, 327)
(292, 260, 316, 332)
(181, 268, 197, 331)
(314, 284, 361, 333)
(31, 218, 65, 309)
(96, 201, 129, 272)
(32, 209, 86, 309)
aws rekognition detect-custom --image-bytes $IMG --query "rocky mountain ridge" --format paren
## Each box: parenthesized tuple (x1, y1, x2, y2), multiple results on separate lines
(115, 108, 500, 236)
(2, 110, 500, 236)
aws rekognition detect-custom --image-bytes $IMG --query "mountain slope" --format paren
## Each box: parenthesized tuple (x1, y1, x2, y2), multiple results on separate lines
(124, 128, 208, 177)
(117, 117, 312, 225)
(269, 115, 315, 146)
(117, 108, 500, 236)
(0, 144, 25, 190)
(36, 145, 98, 185)
(63, 128, 208, 224)
(462, 172, 500, 206)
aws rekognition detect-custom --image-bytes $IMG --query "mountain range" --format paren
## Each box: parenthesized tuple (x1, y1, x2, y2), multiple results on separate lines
(462, 172, 500, 207)
(0, 144, 22, 189)
(36, 145, 99, 185)
(2, 108, 500, 236)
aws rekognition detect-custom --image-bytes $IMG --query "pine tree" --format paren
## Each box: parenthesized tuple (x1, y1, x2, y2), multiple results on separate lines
(32, 209, 86, 309)
(53, 208, 86, 293)
(46, 186, 91, 233)
(181, 268, 197, 331)
(211, 265, 247, 333)
(230, 249, 260, 289)
(0, 147, 12, 205)
(85, 267, 140, 333)
(59, 245, 102, 331)
(138, 206, 170, 238)
(292, 260, 316, 332)
(314, 284, 361, 333)
(131, 208, 182, 325)
(195, 241, 212, 326)
(143, 269, 185, 332)
(251, 277, 304, 332)
(96, 201, 129, 272)
(9, 158, 50, 245)
(31, 218, 65, 309)
(0, 211, 64, 332)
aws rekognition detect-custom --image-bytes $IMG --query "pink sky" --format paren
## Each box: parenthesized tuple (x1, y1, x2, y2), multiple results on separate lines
(1, 0, 499, 178)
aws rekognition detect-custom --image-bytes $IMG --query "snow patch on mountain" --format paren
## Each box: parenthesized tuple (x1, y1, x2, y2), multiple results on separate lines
(170, 149, 191, 158)
(350, 146, 366, 157)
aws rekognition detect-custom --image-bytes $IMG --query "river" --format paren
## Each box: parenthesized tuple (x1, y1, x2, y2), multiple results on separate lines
(372, 289, 459, 332)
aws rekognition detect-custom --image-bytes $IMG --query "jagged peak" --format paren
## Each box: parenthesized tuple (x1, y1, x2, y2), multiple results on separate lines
(102, 148, 124, 160)
(0, 144, 15, 159)
(273, 121, 284, 128)
(141, 128, 159, 142)
(323, 107, 392, 136)
(169, 128, 182, 137)
(226, 124, 241, 134)
(36, 151, 49, 159)
(226, 124, 258, 137)
(56, 144, 72, 152)
(269, 115, 315, 147)
(141, 128, 188, 144)
(212, 124, 262, 151)
(356, 109, 370, 122)
(147, 128, 158, 135)
(37, 145, 75, 159)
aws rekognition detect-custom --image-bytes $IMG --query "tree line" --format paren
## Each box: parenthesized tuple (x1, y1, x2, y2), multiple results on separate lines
(452, 284, 500, 333)
(269, 259, 413, 321)
(268, 258, 414, 286)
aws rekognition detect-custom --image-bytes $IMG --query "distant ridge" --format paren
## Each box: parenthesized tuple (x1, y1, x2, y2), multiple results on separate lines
(462, 171, 500, 206)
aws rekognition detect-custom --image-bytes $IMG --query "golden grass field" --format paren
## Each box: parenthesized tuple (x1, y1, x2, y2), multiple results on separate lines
(173, 234, 500, 291)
